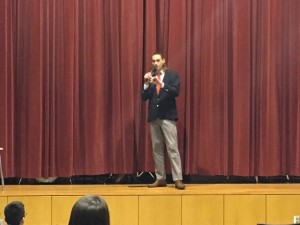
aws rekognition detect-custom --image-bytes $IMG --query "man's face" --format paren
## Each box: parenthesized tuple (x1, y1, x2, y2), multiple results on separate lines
(152, 54, 165, 71)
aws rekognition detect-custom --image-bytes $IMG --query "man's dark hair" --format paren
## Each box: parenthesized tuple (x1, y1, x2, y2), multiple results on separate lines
(153, 51, 165, 59)
(4, 201, 25, 225)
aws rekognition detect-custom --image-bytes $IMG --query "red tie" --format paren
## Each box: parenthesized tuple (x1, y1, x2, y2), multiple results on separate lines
(156, 73, 161, 94)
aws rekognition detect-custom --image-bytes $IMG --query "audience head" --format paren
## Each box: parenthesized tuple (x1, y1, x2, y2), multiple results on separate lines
(68, 195, 110, 225)
(4, 201, 25, 225)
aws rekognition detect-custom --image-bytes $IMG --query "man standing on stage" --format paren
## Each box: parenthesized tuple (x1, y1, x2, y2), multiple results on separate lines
(141, 52, 185, 190)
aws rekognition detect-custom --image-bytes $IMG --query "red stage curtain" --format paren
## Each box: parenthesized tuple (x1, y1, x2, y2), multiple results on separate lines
(0, 0, 299, 178)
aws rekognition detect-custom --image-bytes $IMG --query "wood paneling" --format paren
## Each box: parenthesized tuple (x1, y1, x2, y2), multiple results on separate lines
(139, 196, 181, 225)
(52, 196, 82, 225)
(267, 195, 300, 224)
(224, 195, 266, 225)
(182, 195, 223, 225)
(0, 197, 7, 222)
(104, 196, 138, 225)
(2, 184, 300, 225)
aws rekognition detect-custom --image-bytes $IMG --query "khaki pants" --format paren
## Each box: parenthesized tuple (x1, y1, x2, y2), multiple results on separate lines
(150, 119, 183, 181)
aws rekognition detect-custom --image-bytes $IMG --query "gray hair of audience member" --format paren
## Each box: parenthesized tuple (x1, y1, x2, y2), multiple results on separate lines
(68, 195, 110, 225)
(4, 201, 25, 225)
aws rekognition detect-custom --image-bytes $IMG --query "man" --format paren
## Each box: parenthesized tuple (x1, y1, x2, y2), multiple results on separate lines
(4, 201, 25, 225)
(142, 52, 185, 190)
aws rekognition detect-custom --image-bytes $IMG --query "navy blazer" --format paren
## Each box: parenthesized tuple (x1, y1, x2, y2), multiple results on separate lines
(142, 69, 180, 122)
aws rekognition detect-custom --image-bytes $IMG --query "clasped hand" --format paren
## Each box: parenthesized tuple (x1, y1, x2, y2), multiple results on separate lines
(144, 72, 161, 85)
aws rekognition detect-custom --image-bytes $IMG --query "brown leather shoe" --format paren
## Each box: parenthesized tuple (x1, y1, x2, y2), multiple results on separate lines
(147, 179, 167, 188)
(174, 180, 185, 190)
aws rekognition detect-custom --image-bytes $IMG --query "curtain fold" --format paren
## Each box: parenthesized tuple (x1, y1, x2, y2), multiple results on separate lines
(0, 0, 299, 178)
